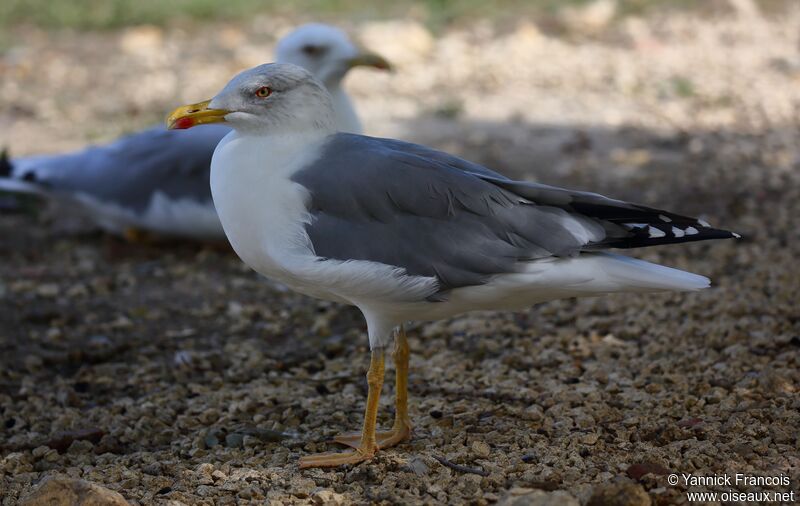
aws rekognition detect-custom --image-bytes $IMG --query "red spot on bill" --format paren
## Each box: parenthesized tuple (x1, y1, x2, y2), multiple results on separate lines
(173, 117, 195, 129)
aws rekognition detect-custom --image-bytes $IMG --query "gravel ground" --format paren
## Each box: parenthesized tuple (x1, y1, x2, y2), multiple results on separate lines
(1, 3, 799, 505)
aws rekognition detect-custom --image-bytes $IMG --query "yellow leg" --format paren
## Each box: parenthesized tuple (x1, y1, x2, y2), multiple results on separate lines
(123, 227, 155, 244)
(299, 348, 385, 468)
(333, 326, 413, 450)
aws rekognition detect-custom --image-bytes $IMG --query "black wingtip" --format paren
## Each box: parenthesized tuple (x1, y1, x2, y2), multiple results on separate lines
(607, 222, 740, 250)
(0, 148, 11, 178)
(571, 198, 740, 250)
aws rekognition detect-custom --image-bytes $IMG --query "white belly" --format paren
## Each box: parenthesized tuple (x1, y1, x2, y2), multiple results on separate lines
(67, 191, 224, 241)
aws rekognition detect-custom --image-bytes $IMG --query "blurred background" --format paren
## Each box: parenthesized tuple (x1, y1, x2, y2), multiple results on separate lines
(1, 1, 798, 504)
(2, 0, 798, 163)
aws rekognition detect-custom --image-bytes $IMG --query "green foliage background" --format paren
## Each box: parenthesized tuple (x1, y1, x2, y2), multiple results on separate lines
(0, 0, 772, 31)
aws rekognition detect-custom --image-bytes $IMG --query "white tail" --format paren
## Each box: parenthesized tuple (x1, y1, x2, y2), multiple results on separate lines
(443, 252, 710, 314)
(0, 178, 47, 197)
(580, 252, 710, 292)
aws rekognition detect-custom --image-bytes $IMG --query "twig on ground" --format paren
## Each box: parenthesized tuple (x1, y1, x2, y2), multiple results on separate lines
(433, 455, 489, 477)
(276, 373, 361, 384)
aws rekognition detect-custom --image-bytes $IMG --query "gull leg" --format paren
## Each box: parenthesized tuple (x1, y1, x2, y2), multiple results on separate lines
(123, 227, 155, 244)
(299, 348, 385, 468)
(382, 325, 414, 446)
(334, 326, 412, 449)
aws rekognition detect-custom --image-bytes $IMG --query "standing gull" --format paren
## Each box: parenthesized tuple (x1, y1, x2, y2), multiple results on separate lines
(0, 24, 389, 241)
(167, 63, 738, 468)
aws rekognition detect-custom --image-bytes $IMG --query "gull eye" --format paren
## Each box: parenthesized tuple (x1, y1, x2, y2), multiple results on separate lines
(255, 86, 272, 98)
(301, 44, 326, 57)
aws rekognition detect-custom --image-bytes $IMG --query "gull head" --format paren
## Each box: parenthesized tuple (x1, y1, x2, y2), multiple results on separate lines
(166, 63, 336, 134)
(276, 23, 391, 86)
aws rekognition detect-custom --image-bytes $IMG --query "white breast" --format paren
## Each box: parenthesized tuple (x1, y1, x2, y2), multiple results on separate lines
(209, 131, 439, 307)
(210, 132, 323, 287)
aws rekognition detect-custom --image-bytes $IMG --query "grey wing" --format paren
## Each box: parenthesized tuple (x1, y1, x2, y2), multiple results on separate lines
(353, 136, 736, 248)
(365, 136, 510, 180)
(11, 125, 230, 212)
(293, 134, 608, 294)
(293, 134, 738, 297)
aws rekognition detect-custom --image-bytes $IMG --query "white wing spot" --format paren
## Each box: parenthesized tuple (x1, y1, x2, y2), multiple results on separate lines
(672, 226, 685, 238)
(685, 226, 699, 235)
(659, 214, 672, 222)
(698, 219, 711, 227)
(648, 226, 666, 238)
(733, 232, 742, 238)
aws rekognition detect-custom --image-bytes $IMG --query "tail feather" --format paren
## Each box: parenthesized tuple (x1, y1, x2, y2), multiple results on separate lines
(446, 252, 711, 314)
(587, 252, 710, 292)
(0, 149, 48, 197)
(515, 252, 711, 295)
(0, 177, 46, 196)
(0, 149, 12, 178)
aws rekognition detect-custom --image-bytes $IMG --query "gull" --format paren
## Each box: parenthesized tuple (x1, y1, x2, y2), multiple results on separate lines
(0, 24, 389, 241)
(167, 63, 738, 468)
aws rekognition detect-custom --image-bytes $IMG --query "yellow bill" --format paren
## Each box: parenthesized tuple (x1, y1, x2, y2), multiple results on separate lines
(166, 100, 229, 130)
(347, 52, 392, 71)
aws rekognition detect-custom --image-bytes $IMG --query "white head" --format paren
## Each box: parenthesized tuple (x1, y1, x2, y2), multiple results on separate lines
(167, 63, 336, 135)
(275, 23, 390, 88)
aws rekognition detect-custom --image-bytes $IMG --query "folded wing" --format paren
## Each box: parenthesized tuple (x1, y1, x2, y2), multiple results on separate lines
(292, 134, 737, 296)
(6, 125, 229, 212)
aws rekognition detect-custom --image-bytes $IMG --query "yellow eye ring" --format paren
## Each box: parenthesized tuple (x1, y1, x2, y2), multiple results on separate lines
(255, 86, 272, 98)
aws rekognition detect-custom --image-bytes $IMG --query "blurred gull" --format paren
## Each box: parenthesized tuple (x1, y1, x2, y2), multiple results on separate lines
(167, 63, 738, 468)
(0, 24, 389, 241)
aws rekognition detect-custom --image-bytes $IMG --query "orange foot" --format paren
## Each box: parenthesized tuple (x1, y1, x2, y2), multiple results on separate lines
(298, 445, 377, 469)
(333, 423, 411, 450)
